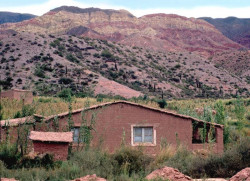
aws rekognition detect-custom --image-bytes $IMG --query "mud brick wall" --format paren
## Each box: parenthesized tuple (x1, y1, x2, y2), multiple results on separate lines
(33, 141, 69, 160)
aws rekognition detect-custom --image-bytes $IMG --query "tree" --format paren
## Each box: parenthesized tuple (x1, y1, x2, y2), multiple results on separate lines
(234, 97, 245, 130)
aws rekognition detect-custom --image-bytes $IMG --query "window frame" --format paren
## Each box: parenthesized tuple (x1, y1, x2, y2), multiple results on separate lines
(131, 125, 156, 146)
(71, 127, 82, 143)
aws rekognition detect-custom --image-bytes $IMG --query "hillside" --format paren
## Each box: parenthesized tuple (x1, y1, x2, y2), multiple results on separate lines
(211, 50, 250, 80)
(0, 6, 242, 57)
(0, 31, 249, 98)
(200, 17, 250, 48)
(0, 11, 36, 24)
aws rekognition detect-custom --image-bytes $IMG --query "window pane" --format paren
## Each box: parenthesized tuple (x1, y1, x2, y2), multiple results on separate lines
(144, 136, 153, 143)
(71, 128, 79, 143)
(144, 128, 153, 136)
(134, 127, 142, 143)
(144, 127, 153, 143)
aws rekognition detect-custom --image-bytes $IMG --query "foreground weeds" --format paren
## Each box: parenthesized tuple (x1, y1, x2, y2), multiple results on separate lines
(1, 137, 249, 180)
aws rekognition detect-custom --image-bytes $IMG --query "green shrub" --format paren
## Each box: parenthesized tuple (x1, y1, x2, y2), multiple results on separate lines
(34, 66, 45, 78)
(0, 160, 6, 175)
(58, 88, 72, 101)
(21, 104, 35, 117)
(66, 54, 79, 63)
(234, 97, 246, 130)
(174, 64, 181, 69)
(166, 137, 250, 178)
(38, 97, 56, 103)
(69, 149, 114, 179)
(0, 77, 13, 90)
(14, 111, 21, 118)
(112, 146, 152, 176)
(19, 153, 55, 169)
(58, 77, 74, 85)
(101, 49, 113, 59)
(14, 105, 35, 118)
(157, 99, 167, 108)
(0, 143, 21, 169)
(166, 145, 194, 174)
(93, 53, 100, 58)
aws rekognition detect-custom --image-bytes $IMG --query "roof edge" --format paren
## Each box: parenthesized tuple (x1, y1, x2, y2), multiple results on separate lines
(34, 101, 224, 128)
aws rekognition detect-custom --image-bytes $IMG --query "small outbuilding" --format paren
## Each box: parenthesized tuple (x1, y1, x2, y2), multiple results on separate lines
(29, 131, 73, 160)
(0, 89, 33, 104)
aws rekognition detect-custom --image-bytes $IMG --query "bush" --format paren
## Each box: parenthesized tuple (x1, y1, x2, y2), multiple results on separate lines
(58, 88, 72, 101)
(0, 77, 13, 90)
(153, 144, 176, 167)
(38, 97, 56, 103)
(0, 143, 21, 169)
(34, 66, 45, 78)
(0, 160, 6, 175)
(19, 153, 55, 169)
(112, 146, 152, 176)
(58, 77, 74, 85)
(69, 149, 114, 179)
(101, 50, 113, 59)
(166, 145, 194, 174)
(157, 99, 167, 108)
(166, 137, 250, 178)
(66, 54, 79, 63)
(14, 105, 35, 118)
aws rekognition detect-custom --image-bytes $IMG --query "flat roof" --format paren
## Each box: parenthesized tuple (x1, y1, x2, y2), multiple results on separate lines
(29, 131, 73, 143)
(0, 116, 33, 127)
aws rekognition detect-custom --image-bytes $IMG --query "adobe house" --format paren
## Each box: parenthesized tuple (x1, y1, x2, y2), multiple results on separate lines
(29, 131, 73, 160)
(34, 101, 224, 154)
(0, 89, 33, 104)
(0, 116, 34, 144)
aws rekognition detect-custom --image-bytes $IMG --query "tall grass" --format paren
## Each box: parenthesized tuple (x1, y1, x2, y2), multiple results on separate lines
(1, 137, 249, 180)
(3, 97, 249, 120)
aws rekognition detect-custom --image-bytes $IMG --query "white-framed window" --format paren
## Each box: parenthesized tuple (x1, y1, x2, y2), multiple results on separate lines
(71, 127, 81, 143)
(131, 125, 156, 146)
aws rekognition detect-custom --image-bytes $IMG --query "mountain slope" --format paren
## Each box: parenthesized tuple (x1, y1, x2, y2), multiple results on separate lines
(200, 17, 250, 48)
(0, 12, 36, 24)
(0, 6, 242, 57)
(0, 31, 249, 98)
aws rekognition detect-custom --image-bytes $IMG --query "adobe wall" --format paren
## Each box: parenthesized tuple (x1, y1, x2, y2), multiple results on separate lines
(0, 90, 14, 99)
(0, 89, 33, 104)
(33, 141, 69, 160)
(0, 124, 34, 148)
(13, 90, 33, 104)
(0, 126, 19, 143)
(52, 103, 195, 154)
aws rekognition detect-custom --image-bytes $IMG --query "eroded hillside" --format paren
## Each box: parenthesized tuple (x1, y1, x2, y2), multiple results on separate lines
(0, 6, 242, 57)
(0, 31, 249, 98)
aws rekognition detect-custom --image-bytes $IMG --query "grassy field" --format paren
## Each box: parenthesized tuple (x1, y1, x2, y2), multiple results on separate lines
(1, 96, 249, 122)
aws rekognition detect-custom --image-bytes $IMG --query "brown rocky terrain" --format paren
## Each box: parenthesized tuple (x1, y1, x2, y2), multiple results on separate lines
(71, 174, 106, 181)
(146, 166, 192, 180)
(229, 167, 250, 181)
(0, 6, 242, 57)
(0, 30, 249, 98)
(211, 50, 250, 81)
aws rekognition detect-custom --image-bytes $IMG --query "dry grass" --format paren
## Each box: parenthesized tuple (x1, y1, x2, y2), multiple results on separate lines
(1, 98, 24, 120)
(1, 96, 249, 131)
(153, 144, 176, 167)
(0, 97, 160, 119)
